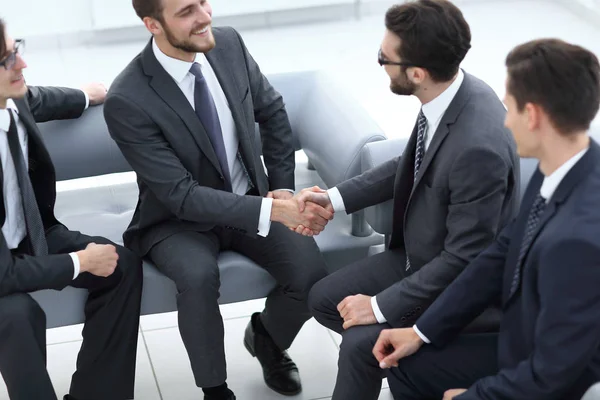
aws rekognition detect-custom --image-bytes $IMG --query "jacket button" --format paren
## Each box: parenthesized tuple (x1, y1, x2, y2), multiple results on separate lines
(416, 307, 422, 311)
(401, 317, 407, 322)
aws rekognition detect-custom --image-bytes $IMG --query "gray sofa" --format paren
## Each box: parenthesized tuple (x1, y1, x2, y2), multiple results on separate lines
(30, 70, 386, 328)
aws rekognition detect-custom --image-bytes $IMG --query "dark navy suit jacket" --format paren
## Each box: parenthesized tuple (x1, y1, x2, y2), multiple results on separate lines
(417, 140, 600, 399)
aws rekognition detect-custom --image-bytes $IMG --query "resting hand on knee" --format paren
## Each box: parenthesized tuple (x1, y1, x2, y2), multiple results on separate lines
(337, 294, 377, 329)
(77, 243, 119, 277)
(372, 328, 424, 369)
(443, 388, 467, 399)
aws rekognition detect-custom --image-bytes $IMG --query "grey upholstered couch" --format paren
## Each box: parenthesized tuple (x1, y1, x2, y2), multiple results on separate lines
(30, 70, 386, 329)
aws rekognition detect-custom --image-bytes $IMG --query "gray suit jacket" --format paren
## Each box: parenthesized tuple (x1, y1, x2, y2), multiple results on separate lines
(104, 27, 295, 256)
(337, 73, 519, 328)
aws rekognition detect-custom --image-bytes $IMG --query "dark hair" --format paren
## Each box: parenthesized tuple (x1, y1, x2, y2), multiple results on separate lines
(0, 19, 6, 60)
(385, 0, 471, 82)
(506, 39, 600, 135)
(132, 0, 164, 22)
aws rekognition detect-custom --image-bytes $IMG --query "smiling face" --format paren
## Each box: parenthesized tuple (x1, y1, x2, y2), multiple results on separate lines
(0, 31, 28, 109)
(156, 0, 215, 55)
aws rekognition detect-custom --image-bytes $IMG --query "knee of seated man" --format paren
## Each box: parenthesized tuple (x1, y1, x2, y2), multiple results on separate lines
(176, 262, 221, 294)
(340, 325, 384, 358)
(0, 294, 45, 332)
(307, 274, 336, 316)
(291, 262, 327, 298)
(115, 245, 143, 278)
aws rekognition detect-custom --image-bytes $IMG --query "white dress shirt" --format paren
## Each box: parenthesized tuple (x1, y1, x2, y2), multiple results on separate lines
(0, 100, 84, 279)
(414, 146, 589, 344)
(327, 70, 465, 323)
(152, 40, 289, 237)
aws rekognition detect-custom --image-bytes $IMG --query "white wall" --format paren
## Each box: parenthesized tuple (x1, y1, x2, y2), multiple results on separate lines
(7, 0, 357, 33)
(2, 0, 93, 37)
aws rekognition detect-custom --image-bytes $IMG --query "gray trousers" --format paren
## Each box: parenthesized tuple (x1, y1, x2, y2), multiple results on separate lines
(308, 249, 406, 400)
(149, 223, 327, 388)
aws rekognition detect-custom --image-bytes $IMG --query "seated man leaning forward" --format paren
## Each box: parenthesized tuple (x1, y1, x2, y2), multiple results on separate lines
(103, 0, 331, 399)
(373, 38, 600, 400)
(0, 19, 143, 400)
(300, 1, 520, 399)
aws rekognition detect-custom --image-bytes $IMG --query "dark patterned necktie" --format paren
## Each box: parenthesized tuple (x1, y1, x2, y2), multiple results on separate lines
(509, 193, 546, 297)
(406, 109, 428, 271)
(189, 63, 232, 192)
(7, 110, 48, 256)
(413, 109, 428, 182)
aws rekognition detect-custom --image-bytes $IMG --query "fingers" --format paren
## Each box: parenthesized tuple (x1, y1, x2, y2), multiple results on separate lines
(380, 347, 404, 369)
(301, 185, 326, 193)
(342, 319, 356, 330)
(295, 192, 310, 212)
(267, 191, 274, 198)
(372, 332, 392, 363)
(337, 296, 350, 316)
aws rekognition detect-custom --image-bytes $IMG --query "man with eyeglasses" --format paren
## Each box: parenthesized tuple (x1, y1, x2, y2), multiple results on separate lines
(300, 1, 520, 399)
(0, 19, 143, 400)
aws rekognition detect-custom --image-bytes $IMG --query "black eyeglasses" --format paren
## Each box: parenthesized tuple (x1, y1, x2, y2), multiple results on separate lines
(377, 49, 420, 68)
(0, 39, 25, 70)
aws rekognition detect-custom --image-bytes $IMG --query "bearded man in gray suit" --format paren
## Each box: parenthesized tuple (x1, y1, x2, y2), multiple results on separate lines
(104, 0, 331, 398)
(302, 1, 520, 399)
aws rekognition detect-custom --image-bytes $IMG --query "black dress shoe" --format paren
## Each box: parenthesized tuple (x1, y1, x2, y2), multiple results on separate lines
(204, 389, 236, 400)
(244, 313, 302, 396)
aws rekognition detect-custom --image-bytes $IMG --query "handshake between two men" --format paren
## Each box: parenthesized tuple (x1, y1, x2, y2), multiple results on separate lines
(267, 186, 334, 236)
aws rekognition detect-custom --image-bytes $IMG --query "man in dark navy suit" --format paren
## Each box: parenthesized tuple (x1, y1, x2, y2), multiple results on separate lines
(370, 38, 600, 400)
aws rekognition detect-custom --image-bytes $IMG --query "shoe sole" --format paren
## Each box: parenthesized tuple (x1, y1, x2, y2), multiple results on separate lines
(243, 338, 302, 397)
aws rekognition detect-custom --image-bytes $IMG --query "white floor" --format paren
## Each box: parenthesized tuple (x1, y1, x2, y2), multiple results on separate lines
(2, 1, 600, 399)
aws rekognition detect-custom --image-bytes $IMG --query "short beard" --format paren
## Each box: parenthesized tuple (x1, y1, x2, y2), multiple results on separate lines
(163, 22, 215, 54)
(390, 69, 417, 96)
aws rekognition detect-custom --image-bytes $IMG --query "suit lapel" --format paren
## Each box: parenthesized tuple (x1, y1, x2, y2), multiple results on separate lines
(205, 47, 256, 178)
(389, 123, 418, 248)
(411, 73, 472, 192)
(141, 41, 223, 177)
(504, 141, 600, 304)
(13, 99, 50, 171)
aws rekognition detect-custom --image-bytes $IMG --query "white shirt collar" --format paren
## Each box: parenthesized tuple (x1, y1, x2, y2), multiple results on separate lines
(0, 99, 19, 132)
(152, 38, 207, 84)
(540, 147, 588, 201)
(421, 69, 464, 125)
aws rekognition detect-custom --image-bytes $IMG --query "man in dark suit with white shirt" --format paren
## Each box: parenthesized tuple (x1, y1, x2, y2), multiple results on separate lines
(103, 0, 330, 398)
(0, 20, 143, 400)
(373, 38, 600, 400)
(301, 1, 519, 398)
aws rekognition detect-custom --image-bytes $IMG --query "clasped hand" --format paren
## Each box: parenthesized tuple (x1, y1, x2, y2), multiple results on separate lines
(269, 186, 334, 236)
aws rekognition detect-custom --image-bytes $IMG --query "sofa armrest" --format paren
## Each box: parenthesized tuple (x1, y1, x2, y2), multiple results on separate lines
(361, 138, 410, 234)
(294, 72, 386, 188)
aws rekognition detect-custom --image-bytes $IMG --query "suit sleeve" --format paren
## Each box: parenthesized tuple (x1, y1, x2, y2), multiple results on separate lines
(335, 156, 399, 213)
(25, 86, 87, 123)
(0, 236, 74, 296)
(414, 219, 512, 346)
(233, 28, 295, 191)
(456, 237, 600, 400)
(104, 93, 263, 236)
(376, 146, 513, 325)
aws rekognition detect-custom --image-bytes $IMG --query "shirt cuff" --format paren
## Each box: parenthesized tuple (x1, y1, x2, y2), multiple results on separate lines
(258, 198, 273, 237)
(371, 296, 388, 324)
(69, 252, 81, 280)
(413, 325, 431, 344)
(327, 187, 346, 213)
(82, 90, 90, 109)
